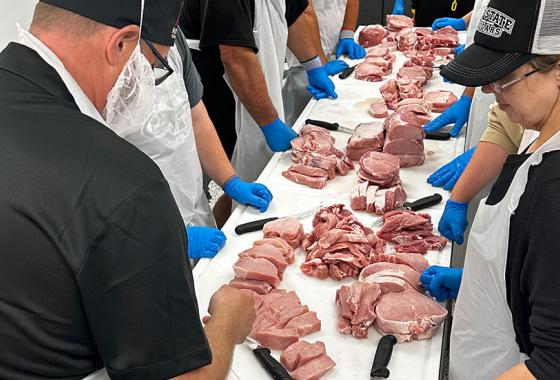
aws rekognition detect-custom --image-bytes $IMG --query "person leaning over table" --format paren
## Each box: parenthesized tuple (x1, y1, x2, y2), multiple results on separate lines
(0, 1, 256, 378)
(421, 0, 560, 378)
(124, 27, 273, 260)
(180, 0, 339, 226)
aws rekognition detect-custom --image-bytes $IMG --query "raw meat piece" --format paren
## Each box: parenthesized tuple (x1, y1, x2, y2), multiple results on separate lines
(383, 137, 424, 155)
(384, 115, 426, 141)
(393, 252, 429, 273)
(290, 354, 336, 380)
(366, 184, 379, 214)
(380, 79, 401, 110)
(256, 328, 300, 350)
(282, 169, 327, 189)
(359, 262, 420, 289)
(397, 27, 417, 51)
(286, 163, 330, 178)
(397, 66, 431, 86)
(415, 27, 433, 37)
(373, 185, 407, 215)
(394, 98, 431, 113)
(396, 154, 425, 167)
(285, 311, 321, 336)
(366, 46, 390, 57)
(374, 289, 448, 343)
(350, 181, 369, 210)
(363, 275, 415, 294)
(386, 15, 414, 32)
(228, 278, 273, 295)
(300, 124, 336, 142)
(239, 245, 288, 276)
(298, 341, 327, 367)
(355, 62, 385, 82)
(358, 25, 387, 47)
(379, 211, 431, 235)
(380, 39, 398, 52)
(277, 305, 310, 328)
(335, 282, 381, 339)
(370, 102, 388, 118)
(424, 90, 458, 113)
(396, 78, 423, 99)
(281, 341, 311, 371)
(263, 217, 304, 248)
(300, 259, 330, 279)
(346, 122, 385, 160)
(358, 151, 401, 188)
(233, 257, 280, 287)
(254, 238, 296, 265)
(423, 236, 448, 250)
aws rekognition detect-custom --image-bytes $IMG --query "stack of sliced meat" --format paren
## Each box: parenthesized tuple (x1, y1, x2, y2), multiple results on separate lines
(386, 15, 414, 32)
(376, 210, 447, 254)
(424, 90, 458, 113)
(280, 340, 336, 380)
(416, 26, 459, 52)
(300, 204, 385, 281)
(249, 289, 322, 350)
(380, 79, 401, 110)
(336, 282, 382, 338)
(355, 54, 395, 82)
(370, 100, 389, 119)
(358, 261, 421, 294)
(358, 25, 387, 48)
(253, 237, 296, 264)
(397, 27, 417, 52)
(346, 121, 385, 160)
(383, 98, 430, 167)
(263, 217, 305, 248)
(357, 151, 400, 187)
(283, 125, 354, 189)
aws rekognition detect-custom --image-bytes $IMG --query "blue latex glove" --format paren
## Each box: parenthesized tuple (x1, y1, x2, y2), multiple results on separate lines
(186, 226, 226, 259)
(438, 200, 469, 244)
(261, 118, 297, 152)
(306, 66, 338, 100)
(454, 44, 465, 55)
(423, 95, 472, 137)
(431, 17, 467, 31)
(324, 59, 350, 76)
(392, 0, 405, 15)
(335, 39, 366, 59)
(223, 175, 273, 213)
(427, 146, 476, 191)
(420, 266, 463, 302)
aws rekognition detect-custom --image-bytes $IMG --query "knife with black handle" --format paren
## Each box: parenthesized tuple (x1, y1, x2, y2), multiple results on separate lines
(370, 335, 398, 378)
(425, 131, 451, 140)
(304, 119, 354, 134)
(339, 65, 357, 79)
(403, 193, 442, 211)
(246, 338, 293, 380)
(235, 217, 279, 235)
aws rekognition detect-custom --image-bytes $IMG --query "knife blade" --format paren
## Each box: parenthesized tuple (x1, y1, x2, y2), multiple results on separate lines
(246, 338, 293, 380)
(370, 335, 397, 378)
(305, 119, 354, 134)
(339, 64, 357, 79)
(371, 193, 443, 228)
(235, 205, 322, 235)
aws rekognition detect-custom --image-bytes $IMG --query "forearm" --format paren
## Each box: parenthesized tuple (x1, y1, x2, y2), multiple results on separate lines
(173, 318, 236, 380)
(495, 364, 535, 380)
(463, 86, 475, 97)
(191, 102, 236, 187)
(219, 45, 278, 126)
(450, 142, 508, 203)
(341, 0, 360, 32)
(288, 3, 326, 64)
(463, 11, 473, 27)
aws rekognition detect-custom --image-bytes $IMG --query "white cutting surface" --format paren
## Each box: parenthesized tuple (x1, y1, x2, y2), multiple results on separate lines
(195, 31, 467, 380)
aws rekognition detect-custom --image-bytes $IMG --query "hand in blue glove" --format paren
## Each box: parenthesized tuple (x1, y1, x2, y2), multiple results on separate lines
(427, 146, 476, 191)
(423, 95, 472, 137)
(420, 266, 463, 302)
(223, 175, 273, 213)
(324, 59, 350, 76)
(306, 66, 338, 100)
(261, 118, 297, 152)
(438, 200, 469, 244)
(454, 44, 465, 56)
(431, 17, 467, 31)
(335, 39, 366, 60)
(392, 0, 405, 15)
(186, 226, 226, 259)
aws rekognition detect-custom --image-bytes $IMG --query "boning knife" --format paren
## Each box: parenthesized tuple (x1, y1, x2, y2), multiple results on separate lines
(304, 119, 355, 134)
(235, 205, 322, 235)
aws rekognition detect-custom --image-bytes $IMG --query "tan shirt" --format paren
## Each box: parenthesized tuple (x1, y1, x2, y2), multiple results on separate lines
(479, 102, 525, 154)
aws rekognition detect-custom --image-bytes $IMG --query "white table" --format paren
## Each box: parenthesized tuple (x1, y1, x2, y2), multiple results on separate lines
(193, 31, 467, 380)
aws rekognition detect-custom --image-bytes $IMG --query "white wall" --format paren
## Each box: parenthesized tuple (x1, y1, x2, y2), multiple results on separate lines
(0, 0, 37, 50)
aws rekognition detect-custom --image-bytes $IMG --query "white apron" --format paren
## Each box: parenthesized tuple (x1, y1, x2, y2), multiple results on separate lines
(283, 0, 347, 126)
(449, 129, 560, 379)
(127, 46, 215, 227)
(463, 0, 494, 149)
(229, 0, 289, 182)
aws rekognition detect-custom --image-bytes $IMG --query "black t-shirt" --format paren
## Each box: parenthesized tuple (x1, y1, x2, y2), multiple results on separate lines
(412, 0, 475, 27)
(486, 149, 560, 379)
(0, 43, 211, 380)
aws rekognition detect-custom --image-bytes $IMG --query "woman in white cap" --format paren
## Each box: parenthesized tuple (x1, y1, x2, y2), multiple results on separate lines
(422, 0, 560, 378)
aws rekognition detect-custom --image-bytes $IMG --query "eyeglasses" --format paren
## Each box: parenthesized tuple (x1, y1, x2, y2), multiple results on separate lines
(485, 68, 539, 94)
(143, 38, 174, 86)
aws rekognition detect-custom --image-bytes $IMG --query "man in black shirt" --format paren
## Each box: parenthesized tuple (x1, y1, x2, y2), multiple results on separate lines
(412, 0, 474, 27)
(0, 1, 255, 379)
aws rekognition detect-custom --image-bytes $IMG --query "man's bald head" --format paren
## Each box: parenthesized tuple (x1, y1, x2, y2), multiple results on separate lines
(31, 2, 104, 37)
